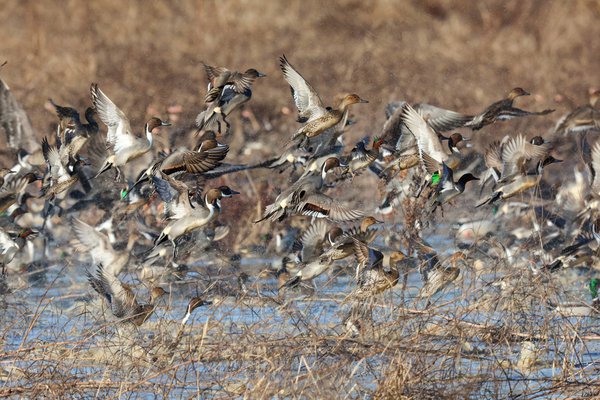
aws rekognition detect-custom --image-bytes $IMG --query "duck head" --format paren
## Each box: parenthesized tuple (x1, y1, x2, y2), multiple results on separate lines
(145, 117, 171, 134)
(338, 94, 368, 110)
(205, 188, 224, 210)
(529, 136, 545, 146)
(326, 226, 344, 244)
(444, 133, 472, 152)
(150, 286, 169, 302)
(218, 186, 240, 198)
(186, 296, 212, 316)
(458, 173, 479, 187)
(244, 68, 267, 79)
(321, 157, 346, 179)
(390, 251, 406, 264)
(360, 216, 383, 232)
(84, 107, 98, 124)
(508, 87, 530, 100)
(196, 138, 228, 152)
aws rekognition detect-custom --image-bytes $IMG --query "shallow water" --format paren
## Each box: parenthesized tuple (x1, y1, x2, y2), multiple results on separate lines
(2, 233, 600, 398)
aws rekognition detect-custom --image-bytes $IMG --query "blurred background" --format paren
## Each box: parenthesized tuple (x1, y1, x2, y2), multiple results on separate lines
(2, 0, 599, 145)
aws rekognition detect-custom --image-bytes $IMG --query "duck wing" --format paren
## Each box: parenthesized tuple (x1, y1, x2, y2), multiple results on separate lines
(202, 63, 229, 84)
(87, 264, 137, 319)
(90, 83, 134, 148)
(280, 55, 326, 122)
(414, 103, 473, 133)
(500, 134, 549, 179)
(590, 141, 600, 195)
(154, 175, 195, 220)
(401, 103, 447, 165)
(299, 219, 330, 262)
(42, 137, 70, 184)
(72, 218, 118, 267)
(0, 76, 38, 152)
(295, 193, 364, 222)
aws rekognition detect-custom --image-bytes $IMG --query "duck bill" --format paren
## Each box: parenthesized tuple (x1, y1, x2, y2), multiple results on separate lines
(257, 72, 267, 78)
(359, 98, 369, 103)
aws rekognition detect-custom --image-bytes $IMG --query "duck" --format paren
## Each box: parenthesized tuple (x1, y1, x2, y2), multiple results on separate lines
(0, 168, 15, 189)
(401, 103, 465, 174)
(0, 74, 38, 153)
(292, 192, 365, 222)
(256, 157, 346, 223)
(295, 219, 331, 263)
(428, 162, 479, 212)
(48, 98, 98, 156)
(202, 63, 266, 103)
(465, 87, 554, 131)
(282, 217, 381, 289)
(416, 241, 467, 307)
(197, 64, 266, 133)
(126, 135, 229, 196)
(152, 176, 239, 255)
(344, 137, 381, 178)
(477, 154, 561, 208)
(279, 55, 367, 142)
(41, 137, 89, 200)
(180, 296, 212, 325)
(72, 218, 139, 276)
(90, 83, 170, 180)
(276, 255, 302, 290)
(550, 278, 599, 317)
(498, 134, 551, 183)
(0, 172, 41, 213)
(553, 89, 600, 136)
(280, 256, 333, 289)
(319, 216, 382, 263)
(351, 239, 407, 298)
(378, 106, 421, 181)
(86, 264, 168, 326)
(378, 102, 474, 180)
(0, 227, 37, 275)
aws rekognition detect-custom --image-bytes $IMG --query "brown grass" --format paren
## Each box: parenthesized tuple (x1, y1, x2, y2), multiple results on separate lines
(1, 0, 599, 141)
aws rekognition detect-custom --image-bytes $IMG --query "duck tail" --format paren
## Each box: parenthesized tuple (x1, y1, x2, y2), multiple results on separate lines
(154, 232, 168, 247)
(94, 160, 113, 179)
(283, 275, 301, 289)
(254, 204, 282, 224)
(476, 191, 502, 208)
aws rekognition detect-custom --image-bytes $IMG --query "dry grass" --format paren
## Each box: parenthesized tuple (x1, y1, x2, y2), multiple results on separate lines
(1, 0, 599, 142)
(2, 255, 600, 398)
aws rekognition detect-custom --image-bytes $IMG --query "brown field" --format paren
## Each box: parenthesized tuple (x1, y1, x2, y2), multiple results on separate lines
(2, 0, 599, 139)
(2, 0, 600, 398)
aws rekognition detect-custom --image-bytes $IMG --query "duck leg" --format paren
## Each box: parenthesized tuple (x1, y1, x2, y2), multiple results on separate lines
(114, 167, 123, 182)
(172, 240, 179, 259)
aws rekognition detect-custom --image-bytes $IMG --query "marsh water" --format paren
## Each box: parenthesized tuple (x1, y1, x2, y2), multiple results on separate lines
(2, 229, 600, 399)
